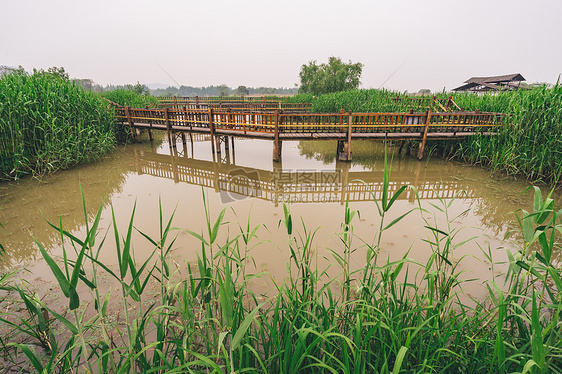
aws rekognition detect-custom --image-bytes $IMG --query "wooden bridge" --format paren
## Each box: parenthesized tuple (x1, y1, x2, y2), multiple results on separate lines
(132, 147, 475, 205)
(116, 96, 505, 161)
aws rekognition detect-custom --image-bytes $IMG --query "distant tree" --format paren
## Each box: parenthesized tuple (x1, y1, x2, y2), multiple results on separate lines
(417, 89, 431, 95)
(218, 84, 230, 96)
(74, 78, 94, 91)
(0, 65, 25, 77)
(298, 57, 363, 96)
(126, 81, 150, 95)
(235, 85, 249, 96)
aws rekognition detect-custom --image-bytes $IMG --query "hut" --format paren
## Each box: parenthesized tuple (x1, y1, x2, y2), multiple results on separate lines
(453, 73, 526, 92)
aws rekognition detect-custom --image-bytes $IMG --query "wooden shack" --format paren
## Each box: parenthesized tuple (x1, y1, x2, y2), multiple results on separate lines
(453, 73, 526, 92)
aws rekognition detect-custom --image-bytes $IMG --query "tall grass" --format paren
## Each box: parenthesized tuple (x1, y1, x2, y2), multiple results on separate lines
(103, 89, 159, 108)
(1, 160, 561, 372)
(0, 69, 117, 179)
(452, 84, 562, 183)
(291, 86, 562, 184)
(289, 89, 447, 113)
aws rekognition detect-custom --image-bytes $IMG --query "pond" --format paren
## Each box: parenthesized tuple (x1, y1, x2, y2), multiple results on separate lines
(0, 135, 553, 300)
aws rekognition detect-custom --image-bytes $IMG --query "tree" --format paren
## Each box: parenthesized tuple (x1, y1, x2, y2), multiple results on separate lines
(218, 84, 230, 96)
(298, 57, 363, 96)
(235, 85, 249, 96)
(126, 81, 150, 95)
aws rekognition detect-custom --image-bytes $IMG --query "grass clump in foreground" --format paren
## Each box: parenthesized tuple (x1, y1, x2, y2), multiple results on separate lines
(0, 68, 119, 180)
(1, 163, 561, 373)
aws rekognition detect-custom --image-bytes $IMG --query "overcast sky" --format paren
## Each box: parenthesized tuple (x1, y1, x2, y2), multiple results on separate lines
(2, 0, 561, 92)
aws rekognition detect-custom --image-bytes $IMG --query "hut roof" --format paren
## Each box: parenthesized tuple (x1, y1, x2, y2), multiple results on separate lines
(453, 73, 526, 92)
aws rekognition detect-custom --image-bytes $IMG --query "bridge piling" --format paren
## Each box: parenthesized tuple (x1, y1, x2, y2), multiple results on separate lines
(164, 107, 175, 148)
(337, 112, 353, 161)
(124, 106, 135, 141)
(417, 109, 433, 160)
(209, 108, 216, 154)
(146, 106, 154, 141)
(273, 110, 282, 162)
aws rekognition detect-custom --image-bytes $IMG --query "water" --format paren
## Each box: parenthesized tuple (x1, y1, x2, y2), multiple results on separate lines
(0, 135, 554, 299)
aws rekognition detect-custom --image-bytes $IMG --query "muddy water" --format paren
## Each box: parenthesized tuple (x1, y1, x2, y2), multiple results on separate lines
(0, 135, 555, 300)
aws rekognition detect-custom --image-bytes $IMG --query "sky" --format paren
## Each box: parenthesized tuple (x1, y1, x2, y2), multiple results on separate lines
(2, 0, 561, 92)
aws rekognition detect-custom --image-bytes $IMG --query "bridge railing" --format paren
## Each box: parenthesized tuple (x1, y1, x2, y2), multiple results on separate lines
(277, 111, 504, 134)
(212, 111, 276, 133)
(117, 106, 505, 135)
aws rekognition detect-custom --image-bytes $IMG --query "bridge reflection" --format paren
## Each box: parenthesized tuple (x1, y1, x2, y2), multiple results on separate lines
(132, 142, 474, 205)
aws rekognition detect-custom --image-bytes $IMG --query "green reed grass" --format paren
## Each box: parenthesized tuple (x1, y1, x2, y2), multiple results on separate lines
(0, 69, 117, 180)
(103, 89, 159, 108)
(1, 174, 561, 372)
(452, 84, 562, 184)
(292, 86, 562, 184)
(289, 89, 447, 114)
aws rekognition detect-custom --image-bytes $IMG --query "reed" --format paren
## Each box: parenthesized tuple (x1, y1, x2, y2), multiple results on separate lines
(452, 83, 562, 183)
(291, 86, 562, 184)
(0, 175, 561, 372)
(103, 89, 159, 108)
(0, 69, 117, 180)
(288, 89, 447, 113)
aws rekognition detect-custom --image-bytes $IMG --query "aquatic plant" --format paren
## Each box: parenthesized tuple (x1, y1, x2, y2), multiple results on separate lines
(0, 68, 117, 179)
(291, 86, 562, 184)
(0, 175, 561, 372)
(103, 88, 159, 108)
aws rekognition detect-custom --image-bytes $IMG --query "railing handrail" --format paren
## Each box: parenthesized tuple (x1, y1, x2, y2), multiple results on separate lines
(116, 106, 505, 135)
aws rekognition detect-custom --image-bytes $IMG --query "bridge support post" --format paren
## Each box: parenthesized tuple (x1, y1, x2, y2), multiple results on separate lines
(273, 141, 282, 162)
(124, 106, 136, 141)
(209, 108, 216, 154)
(164, 107, 175, 148)
(273, 110, 282, 162)
(146, 106, 154, 141)
(417, 109, 432, 160)
(338, 111, 353, 162)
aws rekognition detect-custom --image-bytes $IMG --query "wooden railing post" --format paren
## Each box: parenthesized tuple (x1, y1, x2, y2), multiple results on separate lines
(164, 107, 175, 148)
(208, 108, 216, 154)
(146, 106, 153, 141)
(417, 109, 432, 159)
(273, 110, 281, 161)
(346, 110, 353, 161)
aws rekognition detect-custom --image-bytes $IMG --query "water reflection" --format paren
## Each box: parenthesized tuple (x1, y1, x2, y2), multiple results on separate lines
(138, 143, 472, 207)
(136, 138, 535, 237)
(0, 148, 133, 269)
(0, 135, 551, 275)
